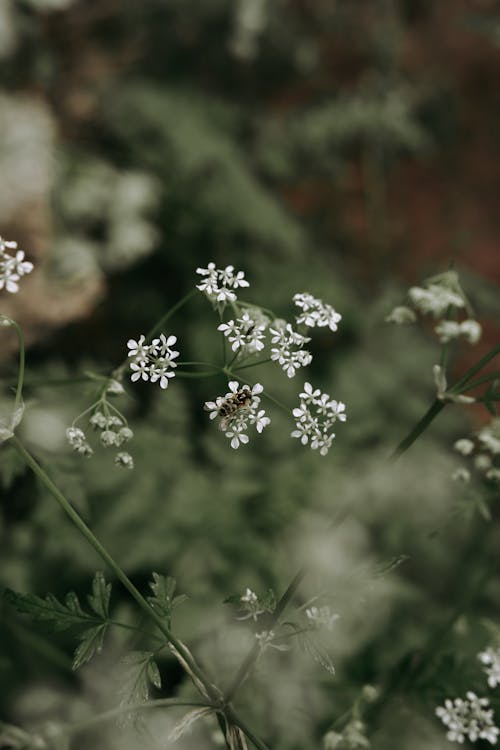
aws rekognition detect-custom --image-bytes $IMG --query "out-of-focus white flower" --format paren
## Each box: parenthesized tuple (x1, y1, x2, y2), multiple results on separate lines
(239, 588, 265, 621)
(436, 692, 499, 744)
(409, 281, 465, 318)
(451, 467, 471, 483)
(291, 382, 346, 456)
(454, 438, 475, 456)
(478, 420, 500, 455)
(0, 237, 34, 293)
(204, 381, 269, 448)
(196, 263, 249, 306)
(270, 322, 312, 378)
(435, 319, 482, 344)
(385, 305, 417, 325)
(66, 426, 93, 457)
(293, 292, 342, 331)
(114, 451, 134, 469)
(127, 333, 179, 389)
(479, 648, 500, 688)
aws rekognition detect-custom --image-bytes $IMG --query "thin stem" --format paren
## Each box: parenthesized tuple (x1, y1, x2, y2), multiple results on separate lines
(225, 567, 306, 702)
(146, 289, 197, 341)
(10, 437, 218, 705)
(65, 698, 212, 735)
(225, 708, 271, 750)
(233, 359, 273, 372)
(450, 343, 500, 393)
(454, 370, 500, 393)
(389, 399, 446, 461)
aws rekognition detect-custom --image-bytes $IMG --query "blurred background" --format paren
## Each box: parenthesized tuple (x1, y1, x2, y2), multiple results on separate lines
(1, 1, 500, 748)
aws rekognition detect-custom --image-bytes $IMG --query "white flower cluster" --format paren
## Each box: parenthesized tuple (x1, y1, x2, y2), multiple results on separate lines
(452, 418, 500, 484)
(306, 605, 339, 632)
(204, 381, 270, 449)
(479, 648, 500, 689)
(67, 409, 134, 469)
(218, 311, 267, 354)
(436, 692, 499, 745)
(127, 333, 179, 389)
(323, 720, 370, 749)
(386, 270, 482, 346)
(270, 322, 312, 378)
(196, 262, 249, 305)
(0, 237, 34, 293)
(294, 292, 342, 331)
(291, 382, 346, 456)
(435, 319, 482, 345)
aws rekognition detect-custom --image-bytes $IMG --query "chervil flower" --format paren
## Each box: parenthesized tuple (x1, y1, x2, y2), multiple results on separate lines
(293, 292, 342, 331)
(196, 263, 249, 306)
(270, 322, 312, 378)
(239, 588, 265, 621)
(203, 381, 270, 448)
(0, 237, 34, 294)
(291, 382, 346, 456)
(435, 319, 482, 344)
(385, 305, 417, 325)
(409, 283, 465, 318)
(454, 438, 475, 456)
(66, 427, 93, 457)
(478, 420, 500, 455)
(479, 648, 500, 689)
(218, 311, 266, 354)
(436, 692, 499, 745)
(114, 451, 134, 469)
(127, 333, 179, 389)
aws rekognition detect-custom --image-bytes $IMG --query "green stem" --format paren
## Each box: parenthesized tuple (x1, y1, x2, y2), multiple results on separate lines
(233, 359, 273, 372)
(389, 399, 446, 461)
(225, 568, 306, 702)
(10, 436, 217, 704)
(5, 318, 25, 412)
(450, 343, 500, 393)
(454, 370, 500, 393)
(146, 289, 197, 340)
(225, 708, 271, 750)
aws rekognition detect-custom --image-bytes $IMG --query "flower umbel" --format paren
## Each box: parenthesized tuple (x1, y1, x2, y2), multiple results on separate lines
(128, 333, 179, 389)
(196, 262, 249, 306)
(293, 292, 342, 332)
(291, 382, 346, 456)
(436, 692, 499, 744)
(204, 381, 270, 448)
(0, 237, 34, 294)
(270, 322, 312, 378)
(218, 311, 267, 355)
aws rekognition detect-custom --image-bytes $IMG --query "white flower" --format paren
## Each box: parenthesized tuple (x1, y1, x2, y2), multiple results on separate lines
(128, 333, 179, 389)
(270, 322, 312, 378)
(293, 292, 342, 331)
(409, 283, 465, 318)
(306, 605, 339, 631)
(66, 426, 93, 457)
(0, 237, 34, 294)
(218, 311, 266, 354)
(435, 319, 482, 344)
(451, 467, 471, 483)
(486, 468, 500, 483)
(239, 588, 265, 621)
(475, 453, 493, 471)
(454, 438, 475, 456)
(478, 420, 500, 455)
(291, 382, 346, 456)
(114, 451, 134, 469)
(385, 305, 417, 324)
(203, 381, 269, 448)
(196, 262, 249, 306)
(436, 692, 499, 745)
(479, 648, 500, 688)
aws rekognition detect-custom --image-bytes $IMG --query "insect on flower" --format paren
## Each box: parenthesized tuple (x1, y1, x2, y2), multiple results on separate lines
(217, 385, 254, 431)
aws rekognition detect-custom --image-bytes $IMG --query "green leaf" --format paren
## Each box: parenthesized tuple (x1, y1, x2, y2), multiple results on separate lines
(73, 624, 108, 671)
(147, 572, 186, 626)
(4, 589, 92, 631)
(87, 572, 111, 619)
(118, 651, 162, 724)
